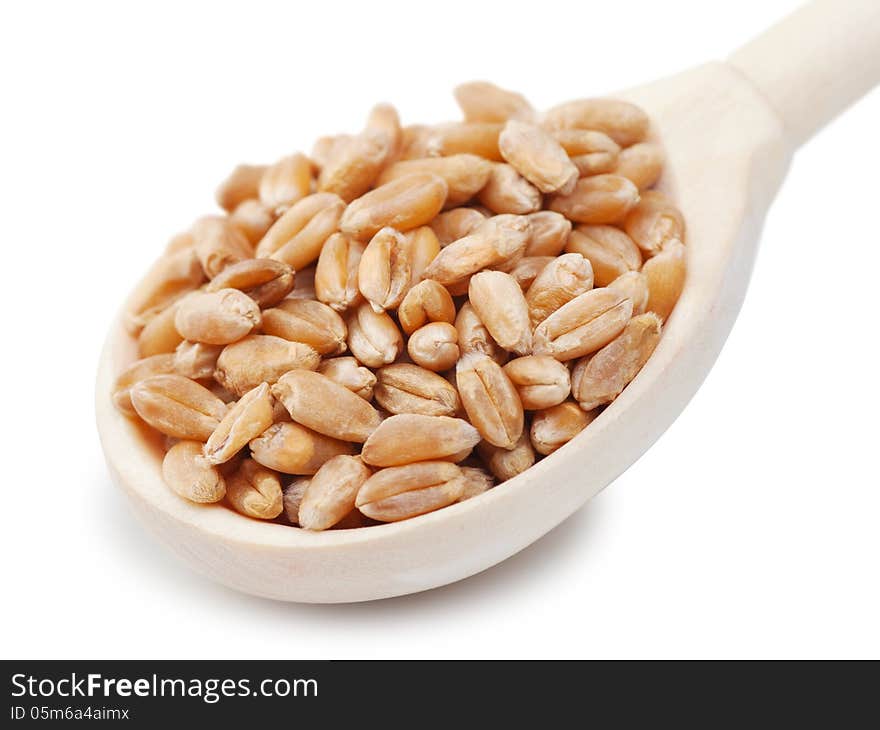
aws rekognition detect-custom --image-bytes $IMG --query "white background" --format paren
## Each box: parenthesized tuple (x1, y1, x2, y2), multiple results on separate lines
(1, 0, 878, 659)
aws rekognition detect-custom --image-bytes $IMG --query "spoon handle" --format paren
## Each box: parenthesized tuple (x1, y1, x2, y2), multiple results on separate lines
(728, 0, 880, 148)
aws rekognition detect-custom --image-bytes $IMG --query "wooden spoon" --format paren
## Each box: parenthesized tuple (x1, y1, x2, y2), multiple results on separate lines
(96, 0, 880, 602)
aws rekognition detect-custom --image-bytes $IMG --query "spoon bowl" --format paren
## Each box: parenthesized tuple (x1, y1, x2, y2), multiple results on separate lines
(96, 0, 880, 602)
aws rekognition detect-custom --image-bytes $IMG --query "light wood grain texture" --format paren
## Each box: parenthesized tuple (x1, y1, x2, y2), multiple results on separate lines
(96, 0, 880, 602)
(729, 0, 880, 146)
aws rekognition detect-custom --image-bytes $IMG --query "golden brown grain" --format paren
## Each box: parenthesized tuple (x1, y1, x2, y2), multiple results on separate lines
(398, 124, 431, 160)
(272, 370, 381, 443)
(318, 357, 377, 400)
(310, 134, 353, 170)
(340, 173, 448, 241)
(173, 340, 224, 381)
(345, 302, 403, 367)
(613, 142, 664, 190)
(191, 216, 253, 279)
(377, 155, 493, 207)
(549, 174, 640, 224)
(499, 120, 579, 194)
(357, 226, 412, 312)
(366, 103, 402, 149)
(530, 401, 595, 455)
(407, 321, 460, 371)
(314, 232, 365, 312)
(229, 199, 275, 246)
(421, 213, 529, 285)
(204, 382, 275, 464)
(259, 153, 312, 214)
(318, 131, 394, 203)
(298, 455, 372, 530)
(523, 211, 572, 257)
(477, 433, 535, 482)
(214, 335, 320, 396)
(623, 191, 685, 254)
(503, 355, 571, 410)
(361, 414, 480, 467)
(532, 287, 633, 360)
(468, 271, 532, 354)
(374, 363, 460, 417)
(249, 422, 354, 475)
(565, 225, 642, 287)
(205, 258, 294, 309)
(137, 301, 183, 357)
(453, 81, 534, 124)
(550, 129, 620, 176)
(607, 270, 650, 316)
(261, 298, 348, 355)
(477, 163, 542, 214)
(256, 192, 345, 269)
(642, 239, 686, 320)
(454, 302, 508, 365)
(456, 352, 523, 449)
(130, 374, 228, 440)
(397, 279, 456, 335)
(404, 226, 441, 285)
(424, 122, 503, 160)
(503, 256, 554, 290)
(162, 440, 226, 503)
(571, 312, 662, 411)
(457, 466, 496, 501)
(543, 98, 649, 147)
(225, 458, 284, 519)
(215, 164, 267, 213)
(355, 461, 465, 522)
(525, 252, 594, 326)
(429, 207, 487, 246)
(112, 354, 177, 416)
(164, 230, 196, 254)
(125, 248, 205, 335)
(174, 289, 261, 345)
